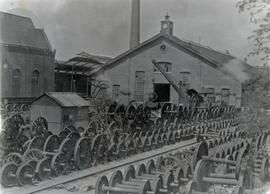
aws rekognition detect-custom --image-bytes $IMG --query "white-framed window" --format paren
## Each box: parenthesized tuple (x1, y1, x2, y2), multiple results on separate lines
(112, 84, 120, 98)
(179, 72, 191, 89)
(221, 88, 230, 104)
(153, 62, 172, 73)
(206, 87, 215, 103)
(134, 71, 145, 102)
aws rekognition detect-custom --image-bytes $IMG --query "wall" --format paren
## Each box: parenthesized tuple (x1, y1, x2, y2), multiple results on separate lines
(0, 46, 55, 98)
(99, 39, 241, 107)
(30, 95, 61, 134)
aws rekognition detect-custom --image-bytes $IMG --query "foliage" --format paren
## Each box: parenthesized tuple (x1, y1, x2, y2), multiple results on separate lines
(239, 107, 270, 137)
(240, 73, 270, 136)
(236, 0, 270, 63)
(88, 95, 113, 127)
(242, 76, 270, 109)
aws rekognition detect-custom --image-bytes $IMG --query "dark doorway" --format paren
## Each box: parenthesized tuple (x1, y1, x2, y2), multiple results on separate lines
(154, 84, 170, 102)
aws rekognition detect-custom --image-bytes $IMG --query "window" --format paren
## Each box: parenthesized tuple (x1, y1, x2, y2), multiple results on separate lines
(206, 87, 215, 103)
(12, 69, 21, 97)
(134, 71, 145, 102)
(112, 84, 120, 98)
(153, 62, 172, 73)
(221, 88, 230, 104)
(179, 72, 191, 89)
(31, 70, 40, 97)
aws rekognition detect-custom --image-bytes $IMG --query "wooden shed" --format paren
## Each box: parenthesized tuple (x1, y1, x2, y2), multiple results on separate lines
(30, 92, 89, 134)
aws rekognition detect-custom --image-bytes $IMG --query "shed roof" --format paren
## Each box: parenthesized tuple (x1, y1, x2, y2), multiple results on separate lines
(32, 92, 89, 108)
(55, 52, 112, 74)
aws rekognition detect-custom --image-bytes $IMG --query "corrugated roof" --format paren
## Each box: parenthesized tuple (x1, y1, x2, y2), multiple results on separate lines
(33, 92, 89, 107)
(55, 52, 112, 74)
(0, 12, 52, 50)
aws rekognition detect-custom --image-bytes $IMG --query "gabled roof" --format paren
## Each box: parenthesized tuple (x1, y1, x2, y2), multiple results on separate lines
(0, 11, 52, 51)
(32, 92, 89, 108)
(90, 32, 255, 81)
(179, 39, 255, 74)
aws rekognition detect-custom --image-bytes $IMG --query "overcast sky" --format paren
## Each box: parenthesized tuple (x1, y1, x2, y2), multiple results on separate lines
(0, 0, 263, 65)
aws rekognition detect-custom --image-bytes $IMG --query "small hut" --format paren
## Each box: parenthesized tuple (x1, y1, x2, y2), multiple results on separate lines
(30, 92, 89, 134)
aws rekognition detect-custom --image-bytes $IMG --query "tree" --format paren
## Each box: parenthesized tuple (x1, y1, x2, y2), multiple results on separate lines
(240, 74, 270, 136)
(237, 0, 270, 63)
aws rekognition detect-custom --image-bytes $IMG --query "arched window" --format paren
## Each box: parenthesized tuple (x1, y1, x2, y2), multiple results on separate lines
(31, 70, 40, 97)
(12, 69, 21, 97)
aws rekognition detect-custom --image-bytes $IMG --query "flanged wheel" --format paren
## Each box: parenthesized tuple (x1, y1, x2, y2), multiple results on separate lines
(2, 153, 23, 165)
(109, 170, 123, 188)
(125, 104, 137, 122)
(91, 134, 108, 164)
(36, 157, 52, 181)
(74, 137, 92, 170)
(23, 149, 45, 162)
(5, 143, 24, 154)
(51, 153, 67, 176)
(0, 162, 18, 187)
(95, 175, 109, 194)
(59, 138, 74, 160)
(259, 158, 269, 182)
(193, 159, 213, 192)
(88, 120, 100, 133)
(66, 132, 81, 143)
(28, 136, 45, 150)
(17, 134, 29, 146)
(123, 165, 136, 181)
(32, 117, 48, 136)
(174, 167, 185, 187)
(156, 156, 182, 171)
(163, 170, 175, 193)
(192, 141, 208, 170)
(16, 163, 35, 186)
(116, 142, 126, 159)
(43, 134, 60, 152)
(25, 159, 38, 170)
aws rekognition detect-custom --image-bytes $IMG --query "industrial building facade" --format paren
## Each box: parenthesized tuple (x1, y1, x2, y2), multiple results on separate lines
(93, 16, 244, 107)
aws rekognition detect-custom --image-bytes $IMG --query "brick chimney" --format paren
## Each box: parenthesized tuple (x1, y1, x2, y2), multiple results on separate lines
(130, 0, 140, 49)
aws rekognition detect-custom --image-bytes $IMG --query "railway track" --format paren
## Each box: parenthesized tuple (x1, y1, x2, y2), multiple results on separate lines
(2, 138, 203, 194)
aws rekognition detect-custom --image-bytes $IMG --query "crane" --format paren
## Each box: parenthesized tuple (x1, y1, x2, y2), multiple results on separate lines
(152, 59, 187, 104)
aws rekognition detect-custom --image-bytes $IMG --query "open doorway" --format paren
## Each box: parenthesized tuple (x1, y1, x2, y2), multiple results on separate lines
(154, 83, 170, 102)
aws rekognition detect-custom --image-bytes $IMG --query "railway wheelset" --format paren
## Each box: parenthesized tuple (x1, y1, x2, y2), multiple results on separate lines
(0, 113, 237, 188)
(95, 135, 252, 194)
(104, 101, 239, 132)
(0, 115, 50, 156)
(95, 130, 270, 194)
(1, 103, 30, 115)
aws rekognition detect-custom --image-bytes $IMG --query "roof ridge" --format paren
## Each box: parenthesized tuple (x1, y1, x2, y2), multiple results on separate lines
(77, 51, 112, 59)
(0, 11, 32, 21)
(180, 38, 235, 58)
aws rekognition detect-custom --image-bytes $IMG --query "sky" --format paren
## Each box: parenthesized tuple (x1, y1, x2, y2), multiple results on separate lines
(0, 0, 264, 66)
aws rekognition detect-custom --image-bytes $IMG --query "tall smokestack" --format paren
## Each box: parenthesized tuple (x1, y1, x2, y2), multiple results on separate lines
(130, 0, 140, 49)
